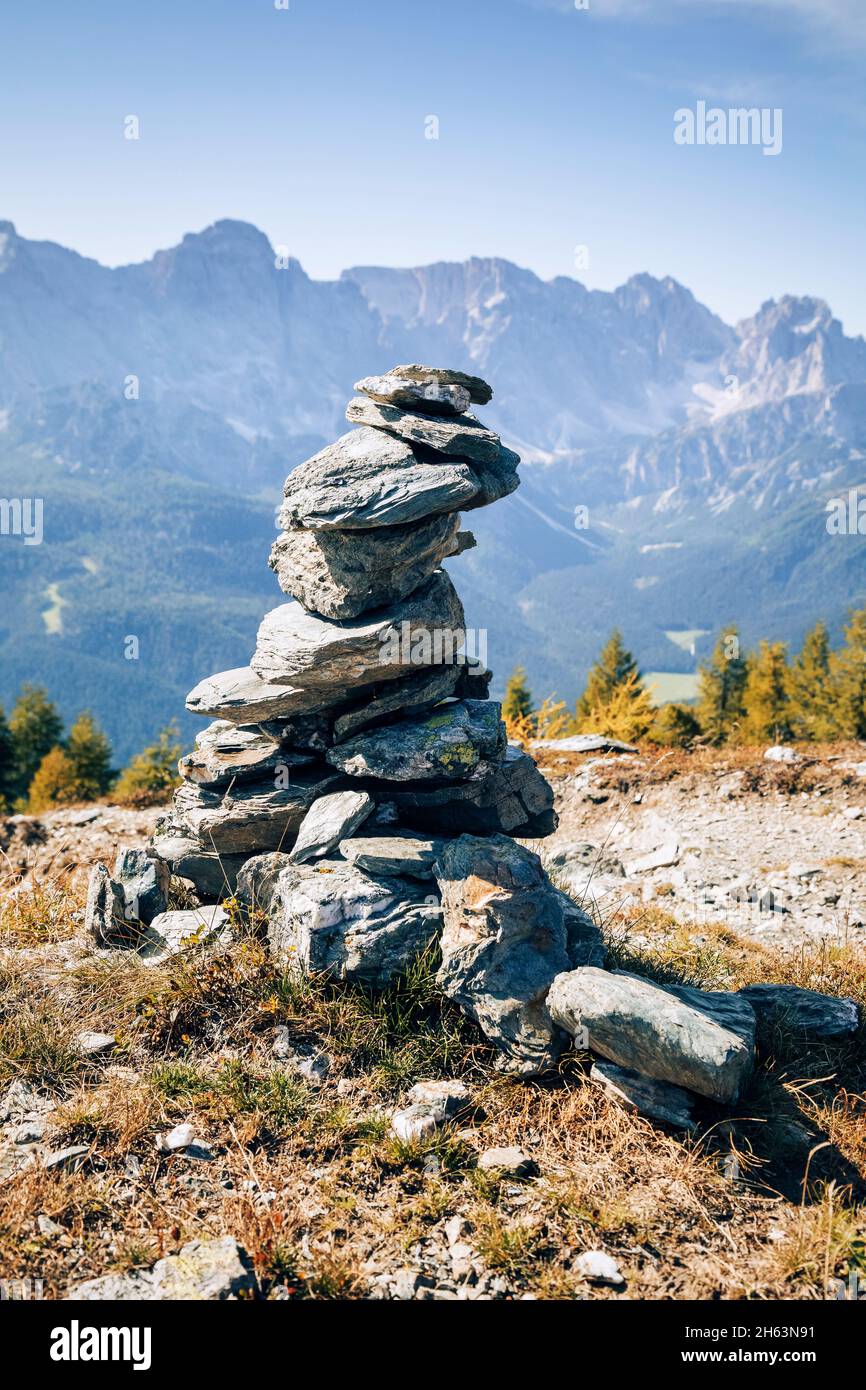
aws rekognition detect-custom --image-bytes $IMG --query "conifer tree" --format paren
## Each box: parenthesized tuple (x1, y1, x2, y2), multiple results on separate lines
(65, 712, 115, 800)
(576, 630, 639, 723)
(26, 747, 81, 814)
(830, 606, 866, 739)
(8, 685, 64, 805)
(113, 724, 182, 806)
(788, 621, 840, 741)
(0, 704, 15, 813)
(502, 666, 534, 723)
(739, 640, 792, 743)
(696, 624, 748, 743)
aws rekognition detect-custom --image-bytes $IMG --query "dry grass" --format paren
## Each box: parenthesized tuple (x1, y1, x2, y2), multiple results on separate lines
(1, 867, 865, 1300)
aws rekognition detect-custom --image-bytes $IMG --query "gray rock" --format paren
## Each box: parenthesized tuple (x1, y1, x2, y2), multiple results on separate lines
(434, 835, 571, 1075)
(179, 721, 313, 787)
(553, 889, 606, 969)
(186, 665, 329, 724)
(477, 1146, 537, 1177)
(532, 735, 638, 754)
(738, 984, 859, 1042)
(236, 851, 293, 914)
(461, 444, 521, 510)
(289, 789, 374, 863)
(331, 659, 481, 744)
(386, 745, 557, 839)
(172, 767, 344, 854)
(354, 370, 472, 416)
(390, 1105, 443, 1143)
(327, 701, 506, 782)
(157, 1122, 196, 1153)
(405, 1079, 470, 1117)
(84, 863, 133, 947)
(339, 833, 446, 881)
(547, 968, 755, 1104)
(253, 856, 442, 988)
(138, 905, 231, 966)
(44, 1146, 89, 1172)
(66, 1237, 256, 1301)
(14, 1118, 49, 1144)
(346, 396, 501, 464)
(590, 1059, 697, 1131)
(386, 364, 493, 407)
(149, 832, 248, 900)
(270, 510, 466, 620)
(279, 428, 479, 530)
(113, 847, 170, 926)
(574, 1250, 624, 1286)
(75, 1031, 116, 1057)
(251, 570, 465, 692)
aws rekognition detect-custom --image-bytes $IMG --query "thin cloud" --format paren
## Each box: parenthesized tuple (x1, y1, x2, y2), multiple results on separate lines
(523, 0, 866, 48)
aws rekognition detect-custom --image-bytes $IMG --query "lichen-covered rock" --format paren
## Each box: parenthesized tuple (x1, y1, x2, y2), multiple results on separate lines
(385, 745, 557, 838)
(346, 396, 501, 463)
(269, 510, 466, 620)
(179, 721, 312, 786)
(66, 1237, 256, 1301)
(331, 658, 486, 743)
(245, 855, 441, 988)
(251, 570, 465, 692)
(172, 768, 345, 854)
(84, 863, 133, 946)
(434, 834, 572, 1075)
(547, 968, 755, 1104)
(289, 789, 374, 863)
(279, 427, 479, 530)
(113, 847, 170, 926)
(327, 700, 506, 782)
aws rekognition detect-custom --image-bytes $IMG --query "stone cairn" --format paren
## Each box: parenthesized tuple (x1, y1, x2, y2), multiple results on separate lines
(85, 363, 859, 1127)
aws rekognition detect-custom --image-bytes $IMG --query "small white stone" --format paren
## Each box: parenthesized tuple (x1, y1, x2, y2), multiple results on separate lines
(574, 1250, 625, 1286)
(76, 1031, 116, 1056)
(157, 1122, 195, 1153)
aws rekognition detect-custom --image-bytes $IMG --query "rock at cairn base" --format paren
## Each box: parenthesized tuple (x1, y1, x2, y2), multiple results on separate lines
(434, 834, 572, 1075)
(289, 790, 374, 864)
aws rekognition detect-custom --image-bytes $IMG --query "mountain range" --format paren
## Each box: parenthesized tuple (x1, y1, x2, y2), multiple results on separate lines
(1, 217, 864, 761)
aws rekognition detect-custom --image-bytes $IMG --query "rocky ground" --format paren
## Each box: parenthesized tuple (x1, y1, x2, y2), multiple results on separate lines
(0, 743, 864, 1301)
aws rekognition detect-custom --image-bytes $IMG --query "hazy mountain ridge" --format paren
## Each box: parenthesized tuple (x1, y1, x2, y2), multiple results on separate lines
(1, 218, 864, 760)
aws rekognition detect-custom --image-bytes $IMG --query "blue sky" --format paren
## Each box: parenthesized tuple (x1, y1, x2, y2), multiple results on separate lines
(1, 0, 864, 331)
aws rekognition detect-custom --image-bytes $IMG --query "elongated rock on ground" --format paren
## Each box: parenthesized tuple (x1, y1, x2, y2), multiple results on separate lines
(590, 1059, 697, 1131)
(346, 396, 501, 464)
(434, 834, 572, 1075)
(241, 856, 442, 987)
(289, 789, 374, 863)
(251, 570, 465, 690)
(67, 1237, 256, 1301)
(327, 700, 506, 782)
(738, 984, 859, 1042)
(172, 769, 345, 854)
(179, 721, 313, 786)
(269, 510, 466, 620)
(547, 967, 755, 1104)
(279, 428, 479, 530)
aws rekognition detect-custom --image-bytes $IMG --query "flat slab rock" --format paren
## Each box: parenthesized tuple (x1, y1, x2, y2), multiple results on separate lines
(66, 1237, 256, 1301)
(179, 721, 313, 787)
(237, 854, 441, 989)
(289, 789, 374, 864)
(331, 657, 488, 744)
(327, 700, 506, 782)
(346, 396, 501, 464)
(547, 968, 755, 1104)
(434, 834, 572, 1075)
(355, 369, 472, 416)
(172, 767, 345, 854)
(279, 427, 479, 530)
(251, 569, 465, 692)
(138, 905, 231, 966)
(186, 665, 330, 724)
(374, 364, 493, 408)
(738, 984, 859, 1041)
(339, 832, 446, 881)
(270, 510, 466, 620)
(590, 1059, 697, 1131)
(384, 745, 557, 839)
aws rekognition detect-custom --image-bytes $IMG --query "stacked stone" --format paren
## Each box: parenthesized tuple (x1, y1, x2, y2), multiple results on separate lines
(151, 364, 558, 982)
